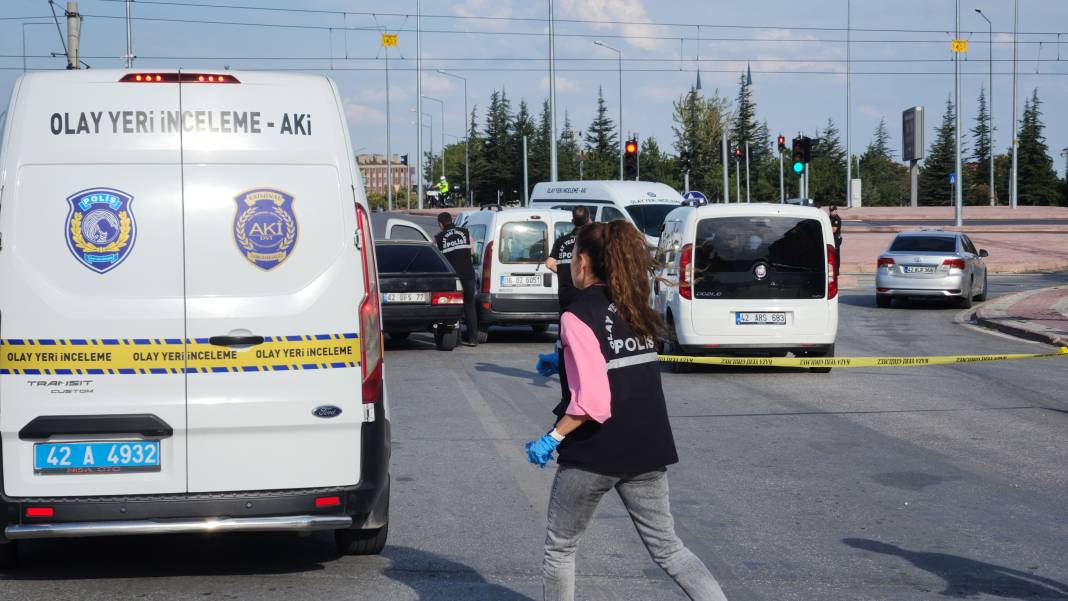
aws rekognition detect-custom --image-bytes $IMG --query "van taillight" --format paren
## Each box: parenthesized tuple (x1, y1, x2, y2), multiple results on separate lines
(25, 507, 54, 518)
(678, 243, 693, 300)
(119, 73, 240, 84)
(826, 244, 838, 299)
(481, 241, 494, 293)
(942, 258, 966, 270)
(356, 207, 383, 404)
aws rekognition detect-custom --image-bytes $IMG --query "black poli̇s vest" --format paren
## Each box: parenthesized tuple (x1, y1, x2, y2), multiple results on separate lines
(435, 225, 476, 280)
(551, 230, 578, 310)
(553, 286, 679, 475)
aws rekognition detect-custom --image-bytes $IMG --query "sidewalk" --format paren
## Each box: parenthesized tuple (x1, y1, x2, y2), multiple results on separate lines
(975, 285, 1068, 347)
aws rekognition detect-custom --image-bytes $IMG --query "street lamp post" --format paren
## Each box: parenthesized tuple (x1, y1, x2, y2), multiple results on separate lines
(415, 0, 424, 209)
(1010, 0, 1019, 209)
(437, 70, 470, 206)
(593, 40, 623, 181)
(976, 8, 995, 206)
(548, 0, 558, 181)
(953, 0, 963, 227)
(422, 96, 445, 179)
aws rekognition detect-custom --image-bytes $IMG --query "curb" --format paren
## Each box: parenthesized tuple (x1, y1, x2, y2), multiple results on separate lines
(974, 286, 1068, 348)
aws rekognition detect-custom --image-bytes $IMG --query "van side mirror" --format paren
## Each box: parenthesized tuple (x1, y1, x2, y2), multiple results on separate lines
(979, 249, 989, 258)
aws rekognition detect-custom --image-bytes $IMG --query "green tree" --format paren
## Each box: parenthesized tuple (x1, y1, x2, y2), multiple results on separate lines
(1015, 89, 1060, 205)
(558, 111, 582, 181)
(529, 99, 552, 186)
(970, 86, 994, 205)
(478, 90, 514, 202)
(859, 118, 907, 206)
(671, 87, 731, 197)
(638, 137, 679, 189)
(584, 86, 619, 180)
(511, 99, 536, 198)
(809, 119, 846, 204)
(918, 97, 957, 205)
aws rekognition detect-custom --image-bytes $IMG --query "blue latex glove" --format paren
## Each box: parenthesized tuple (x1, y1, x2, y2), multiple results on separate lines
(525, 433, 560, 468)
(536, 352, 559, 377)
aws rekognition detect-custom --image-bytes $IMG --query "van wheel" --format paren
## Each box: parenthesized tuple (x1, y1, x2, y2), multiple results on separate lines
(0, 541, 18, 570)
(531, 324, 549, 334)
(875, 294, 893, 308)
(809, 344, 835, 374)
(435, 328, 458, 351)
(335, 523, 388, 556)
(664, 320, 692, 374)
(476, 328, 490, 344)
(388, 332, 410, 341)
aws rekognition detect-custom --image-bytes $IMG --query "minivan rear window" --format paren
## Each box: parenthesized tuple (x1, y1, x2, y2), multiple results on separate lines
(499, 221, 547, 263)
(693, 216, 825, 300)
(625, 204, 679, 237)
(889, 236, 956, 253)
(375, 244, 452, 273)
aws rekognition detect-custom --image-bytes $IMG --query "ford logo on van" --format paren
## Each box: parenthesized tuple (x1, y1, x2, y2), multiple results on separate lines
(312, 405, 343, 418)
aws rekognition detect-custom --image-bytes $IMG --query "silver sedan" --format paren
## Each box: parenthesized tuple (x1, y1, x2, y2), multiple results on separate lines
(875, 231, 988, 308)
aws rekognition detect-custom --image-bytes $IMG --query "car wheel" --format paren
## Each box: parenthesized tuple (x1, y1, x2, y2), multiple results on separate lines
(0, 542, 17, 570)
(958, 279, 974, 309)
(435, 328, 458, 351)
(531, 324, 549, 334)
(336, 523, 388, 556)
(388, 331, 410, 341)
(809, 344, 835, 373)
(975, 274, 988, 302)
(875, 294, 893, 308)
(476, 327, 489, 344)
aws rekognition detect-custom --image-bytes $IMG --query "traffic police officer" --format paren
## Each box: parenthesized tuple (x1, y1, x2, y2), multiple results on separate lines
(435, 212, 478, 346)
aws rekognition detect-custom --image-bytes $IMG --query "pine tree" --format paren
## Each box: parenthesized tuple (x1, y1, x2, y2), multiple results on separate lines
(530, 99, 552, 186)
(732, 73, 759, 154)
(1015, 89, 1060, 205)
(970, 86, 994, 205)
(465, 104, 488, 204)
(558, 111, 581, 181)
(585, 86, 619, 180)
(808, 119, 846, 204)
(918, 97, 957, 205)
(870, 117, 894, 159)
(479, 90, 514, 202)
(860, 118, 907, 206)
(511, 100, 536, 197)
(671, 87, 731, 197)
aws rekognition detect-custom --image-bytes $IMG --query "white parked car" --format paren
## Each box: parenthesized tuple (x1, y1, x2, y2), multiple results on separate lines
(0, 69, 390, 565)
(652, 203, 839, 372)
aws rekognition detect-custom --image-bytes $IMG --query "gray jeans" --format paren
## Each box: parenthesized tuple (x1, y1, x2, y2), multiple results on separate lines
(542, 465, 729, 601)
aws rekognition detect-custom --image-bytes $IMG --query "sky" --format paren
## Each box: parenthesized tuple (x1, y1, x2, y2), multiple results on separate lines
(3, 0, 1068, 177)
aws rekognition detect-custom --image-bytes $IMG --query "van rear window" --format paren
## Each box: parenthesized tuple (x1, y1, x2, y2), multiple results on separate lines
(693, 217, 825, 300)
(499, 221, 547, 264)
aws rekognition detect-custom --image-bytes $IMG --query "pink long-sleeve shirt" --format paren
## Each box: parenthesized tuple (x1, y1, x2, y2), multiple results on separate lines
(560, 312, 612, 423)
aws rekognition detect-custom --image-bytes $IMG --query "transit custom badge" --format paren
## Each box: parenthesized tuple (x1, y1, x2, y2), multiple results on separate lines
(233, 188, 298, 270)
(65, 187, 137, 274)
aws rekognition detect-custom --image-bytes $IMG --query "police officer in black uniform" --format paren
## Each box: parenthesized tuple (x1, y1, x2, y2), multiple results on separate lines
(829, 204, 842, 275)
(546, 206, 590, 401)
(435, 212, 478, 346)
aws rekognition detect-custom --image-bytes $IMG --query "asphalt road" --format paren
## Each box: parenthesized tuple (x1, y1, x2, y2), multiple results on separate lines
(3, 263, 1067, 598)
(845, 218, 1068, 227)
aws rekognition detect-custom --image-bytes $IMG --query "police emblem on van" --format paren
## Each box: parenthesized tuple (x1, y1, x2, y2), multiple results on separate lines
(65, 188, 137, 274)
(233, 188, 298, 270)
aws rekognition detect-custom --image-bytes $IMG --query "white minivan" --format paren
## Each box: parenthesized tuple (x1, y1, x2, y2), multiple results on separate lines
(0, 70, 390, 565)
(653, 204, 839, 372)
(461, 207, 571, 342)
(529, 180, 685, 245)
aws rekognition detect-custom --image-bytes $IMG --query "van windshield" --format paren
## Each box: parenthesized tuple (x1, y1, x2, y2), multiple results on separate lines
(625, 204, 679, 237)
(693, 216, 826, 300)
(499, 221, 547, 263)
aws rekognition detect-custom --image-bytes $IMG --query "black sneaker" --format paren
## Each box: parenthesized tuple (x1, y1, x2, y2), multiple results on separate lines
(460, 340, 477, 347)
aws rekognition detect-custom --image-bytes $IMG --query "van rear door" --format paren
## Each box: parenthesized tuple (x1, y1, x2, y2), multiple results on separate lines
(492, 217, 552, 295)
(0, 72, 187, 496)
(177, 73, 364, 493)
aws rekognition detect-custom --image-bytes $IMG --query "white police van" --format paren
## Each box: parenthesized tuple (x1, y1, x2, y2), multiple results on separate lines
(529, 180, 685, 246)
(653, 203, 839, 372)
(0, 70, 390, 566)
(461, 207, 571, 342)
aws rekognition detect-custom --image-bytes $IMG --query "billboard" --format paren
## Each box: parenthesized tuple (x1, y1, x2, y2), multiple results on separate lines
(902, 106, 924, 162)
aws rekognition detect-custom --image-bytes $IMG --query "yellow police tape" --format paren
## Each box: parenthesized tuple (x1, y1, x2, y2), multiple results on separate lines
(0, 334, 360, 375)
(657, 346, 1068, 369)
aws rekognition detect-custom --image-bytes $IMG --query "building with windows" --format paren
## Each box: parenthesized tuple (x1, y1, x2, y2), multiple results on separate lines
(356, 154, 412, 195)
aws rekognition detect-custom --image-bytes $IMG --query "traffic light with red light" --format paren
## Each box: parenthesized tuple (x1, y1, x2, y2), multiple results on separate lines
(734, 146, 743, 160)
(777, 135, 786, 153)
(624, 139, 639, 179)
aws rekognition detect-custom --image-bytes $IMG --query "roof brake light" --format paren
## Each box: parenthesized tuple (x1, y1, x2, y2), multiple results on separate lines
(120, 73, 240, 84)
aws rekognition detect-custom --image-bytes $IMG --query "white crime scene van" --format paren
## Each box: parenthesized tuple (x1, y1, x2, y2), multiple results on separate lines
(529, 180, 685, 246)
(462, 207, 571, 342)
(653, 203, 839, 373)
(0, 69, 390, 565)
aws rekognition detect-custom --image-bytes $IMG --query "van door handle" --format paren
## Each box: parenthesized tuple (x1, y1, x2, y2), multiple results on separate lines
(208, 335, 265, 347)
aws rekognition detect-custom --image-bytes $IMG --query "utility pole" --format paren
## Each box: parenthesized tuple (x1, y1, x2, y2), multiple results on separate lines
(953, 0, 963, 227)
(548, 0, 558, 181)
(745, 141, 751, 203)
(384, 34, 393, 211)
(845, 0, 852, 207)
(734, 153, 741, 206)
(415, 0, 424, 209)
(779, 149, 784, 203)
(975, 8, 995, 206)
(523, 135, 529, 206)
(67, 2, 81, 70)
(722, 137, 730, 203)
(123, 0, 132, 68)
(1010, 0, 1019, 209)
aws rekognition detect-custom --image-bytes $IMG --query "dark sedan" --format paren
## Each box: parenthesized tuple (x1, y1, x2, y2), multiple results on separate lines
(376, 240, 464, 350)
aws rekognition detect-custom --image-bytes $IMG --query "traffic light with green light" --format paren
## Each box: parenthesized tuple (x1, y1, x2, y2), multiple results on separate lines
(792, 137, 805, 174)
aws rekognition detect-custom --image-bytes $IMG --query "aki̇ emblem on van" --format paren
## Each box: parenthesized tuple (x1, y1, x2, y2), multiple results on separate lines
(233, 188, 298, 270)
(65, 187, 137, 274)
